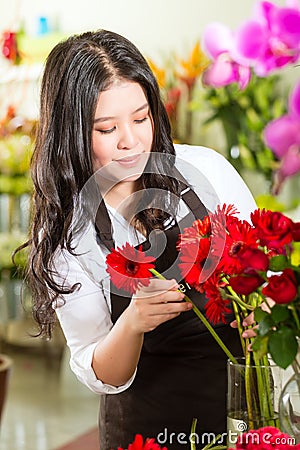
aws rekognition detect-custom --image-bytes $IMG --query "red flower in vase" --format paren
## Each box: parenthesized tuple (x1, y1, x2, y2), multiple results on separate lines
(117, 434, 168, 450)
(178, 238, 219, 288)
(236, 247, 270, 273)
(227, 247, 269, 295)
(215, 217, 259, 273)
(262, 268, 298, 304)
(106, 243, 155, 295)
(177, 216, 212, 247)
(292, 221, 300, 242)
(203, 270, 232, 324)
(228, 273, 265, 296)
(250, 209, 294, 252)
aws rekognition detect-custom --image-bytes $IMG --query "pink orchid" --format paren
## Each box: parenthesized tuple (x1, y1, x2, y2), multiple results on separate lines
(235, 0, 300, 76)
(202, 22, 251, 89)
(263, 80, 300, 190)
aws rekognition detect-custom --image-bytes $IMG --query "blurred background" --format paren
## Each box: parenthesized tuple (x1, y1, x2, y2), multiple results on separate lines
(0, 0, 299, 449)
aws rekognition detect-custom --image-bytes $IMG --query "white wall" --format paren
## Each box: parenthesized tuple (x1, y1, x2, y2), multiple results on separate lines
(0, 0, 286, 60)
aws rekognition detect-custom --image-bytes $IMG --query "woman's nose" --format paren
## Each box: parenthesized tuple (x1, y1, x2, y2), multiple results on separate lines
(117, 124, 138, 150)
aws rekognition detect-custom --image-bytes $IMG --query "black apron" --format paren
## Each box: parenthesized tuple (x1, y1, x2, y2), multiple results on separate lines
(95, 180, 242, 450)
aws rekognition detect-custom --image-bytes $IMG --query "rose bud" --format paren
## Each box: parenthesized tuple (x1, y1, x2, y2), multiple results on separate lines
(262, 268, 298, 304)
(237, 247, 269, 273)
(251, 209, 294, 250)
(292, 221, 300, 242)
(229, 274, 264, 296)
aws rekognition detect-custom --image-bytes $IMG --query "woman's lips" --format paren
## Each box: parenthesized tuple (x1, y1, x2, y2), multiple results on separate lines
(115, 154, 142, 167)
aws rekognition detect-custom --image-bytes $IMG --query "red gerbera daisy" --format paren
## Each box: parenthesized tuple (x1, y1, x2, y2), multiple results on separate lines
(203, 271, 231, 324)
(178, 238, 219, 288)
(211, 203, 239, 223)
(177, 215, 212, 250)
(215, 217, 259, 274)
(106, 243, 155, 295)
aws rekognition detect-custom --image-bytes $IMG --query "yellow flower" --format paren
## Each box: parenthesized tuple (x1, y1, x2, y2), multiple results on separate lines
(147, 58, 166, 89)
(178, 41, 210, 88)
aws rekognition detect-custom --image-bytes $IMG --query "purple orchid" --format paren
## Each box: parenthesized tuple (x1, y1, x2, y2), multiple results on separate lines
(263, 80, 300, 191)
(202, 22, 251, 90)
(235, 0, 300, 76)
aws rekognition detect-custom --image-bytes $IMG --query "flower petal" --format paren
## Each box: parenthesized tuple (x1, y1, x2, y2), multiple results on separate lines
(279, 145, 300, 177)
(289, 80, 300, 119)
(237, 64, 252, 90)
(202, 54, 238, 88)
(253, 1, 278, 27)
(235, 20, 267, 60)
(272, 7, 300, 47)
(203, 22, 234, 59)
(263, 115, 300, 157)
(285, 0, 300, 9)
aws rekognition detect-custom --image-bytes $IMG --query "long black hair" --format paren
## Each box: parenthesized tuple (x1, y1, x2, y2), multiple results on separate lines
(22, 29, 181, 338)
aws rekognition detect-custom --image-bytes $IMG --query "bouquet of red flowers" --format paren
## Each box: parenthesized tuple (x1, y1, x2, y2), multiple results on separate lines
(106, 205, 300, 369)
(176, 204, 300, 370)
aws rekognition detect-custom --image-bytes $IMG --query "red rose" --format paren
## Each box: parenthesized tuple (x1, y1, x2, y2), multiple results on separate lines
(237, 247, 269, 273)
(229, 274, 264, 295)
(251, 209, 294, 251)
(292, 221, 300, 242)
(262, 268, 298, 304)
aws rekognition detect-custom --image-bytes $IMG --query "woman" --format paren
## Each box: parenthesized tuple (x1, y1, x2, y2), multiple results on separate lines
(24, 30, 256, 449)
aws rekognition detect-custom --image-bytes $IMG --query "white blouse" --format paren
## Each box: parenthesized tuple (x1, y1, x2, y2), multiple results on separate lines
(53, 144, 257, 394)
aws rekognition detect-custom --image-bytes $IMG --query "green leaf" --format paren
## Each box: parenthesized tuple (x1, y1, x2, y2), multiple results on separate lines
(252, 335, 269, 359)
(257, 315, 275, 336)
(270, 305, 290, 324)
(269, 327, 298, 369)
(254, 308, 269, 323)
(269, 255, 289, 271)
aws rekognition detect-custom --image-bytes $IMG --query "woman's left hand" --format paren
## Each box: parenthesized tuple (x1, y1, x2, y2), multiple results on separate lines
(230, 298, 275, 339)
(230, 312, 258, 339)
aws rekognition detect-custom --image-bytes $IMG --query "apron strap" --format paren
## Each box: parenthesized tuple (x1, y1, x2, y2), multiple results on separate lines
(95, 200, 115, 251)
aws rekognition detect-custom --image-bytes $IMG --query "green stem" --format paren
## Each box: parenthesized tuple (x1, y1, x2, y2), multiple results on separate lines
(226, 293, 255, 311)
(292, 357, 300, 374)
(232, 300, 246, 356)
(149, 269, 238, 365)
(245, 352, 255, 429)
(225, 285, 255, 311)
(290, 304, 300, 331)
(190, 418, 197, 450)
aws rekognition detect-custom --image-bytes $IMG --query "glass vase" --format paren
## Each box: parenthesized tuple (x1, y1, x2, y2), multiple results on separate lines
(279, 372, 300, 443)
(227, 357, 282, 444)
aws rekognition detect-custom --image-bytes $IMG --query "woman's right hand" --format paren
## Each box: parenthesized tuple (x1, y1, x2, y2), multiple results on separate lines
(126, 278, 193, 333)
(93, 278, 192, 387)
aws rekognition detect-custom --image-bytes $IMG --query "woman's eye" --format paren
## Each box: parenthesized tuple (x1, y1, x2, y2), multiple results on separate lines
(99, 127, 116, 134)
(134, 117, 148, 124)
